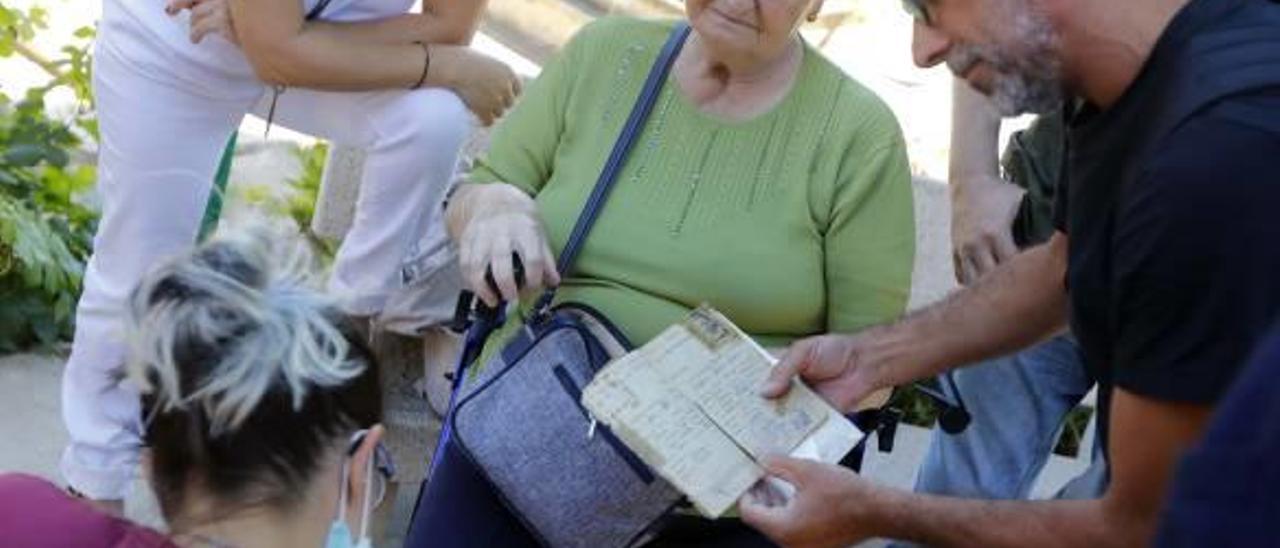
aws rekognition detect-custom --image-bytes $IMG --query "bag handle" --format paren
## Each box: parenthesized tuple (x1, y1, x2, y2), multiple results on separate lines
(528, 22, 691, 316)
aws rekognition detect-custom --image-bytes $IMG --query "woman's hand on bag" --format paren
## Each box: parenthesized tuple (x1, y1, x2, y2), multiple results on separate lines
(431, 46, 521, 126)
(166, 0, 239, 46)
(453, 185, 559, 307)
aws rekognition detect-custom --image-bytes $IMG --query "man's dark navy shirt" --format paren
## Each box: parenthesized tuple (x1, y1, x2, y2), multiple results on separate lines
(1054, 0, 1280, 450)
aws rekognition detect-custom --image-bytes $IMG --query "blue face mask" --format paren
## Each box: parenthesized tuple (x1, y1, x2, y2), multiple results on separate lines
(325, 430, 395, 548)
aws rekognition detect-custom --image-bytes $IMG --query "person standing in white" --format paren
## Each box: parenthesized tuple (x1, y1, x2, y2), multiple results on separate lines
(64, 0, 520, 510)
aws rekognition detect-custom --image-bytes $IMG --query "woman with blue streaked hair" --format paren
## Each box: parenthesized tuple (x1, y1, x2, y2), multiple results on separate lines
(0, 234, 398, 547)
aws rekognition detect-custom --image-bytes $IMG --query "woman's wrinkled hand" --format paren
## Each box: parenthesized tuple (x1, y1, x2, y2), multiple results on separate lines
(166, 0, 239, 46)
(431, 46, 521, 126)
(454, 186, 559, 307)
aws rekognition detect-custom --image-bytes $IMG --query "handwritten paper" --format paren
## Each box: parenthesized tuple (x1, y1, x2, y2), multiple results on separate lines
(582, 306, 863, 517)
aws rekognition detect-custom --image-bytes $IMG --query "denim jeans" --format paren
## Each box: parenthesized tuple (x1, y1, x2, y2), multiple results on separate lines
(913, 334, 1105, 500)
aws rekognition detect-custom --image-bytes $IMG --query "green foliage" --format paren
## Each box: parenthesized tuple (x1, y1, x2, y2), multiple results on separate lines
(0, 195, 82, 349)
(888, 385, 942, 427)
(1055, 406, 1094, 458)
(286, 141, 337, 259)
(0, 2, 99, 350)
(1, 2, 95, 109)
(0, 3, 48, 55)
(237, 141, 336, 259)
(286, 142, 327, 231)
(0, 96, 96, 350)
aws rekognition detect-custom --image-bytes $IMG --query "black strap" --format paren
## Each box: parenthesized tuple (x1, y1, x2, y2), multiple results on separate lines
(529, 22, 691, 315)
(264, 0, 332, 137)
(305, 0, 333, 21)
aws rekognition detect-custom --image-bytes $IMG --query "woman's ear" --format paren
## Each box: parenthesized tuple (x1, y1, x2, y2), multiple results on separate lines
(346, 424, 385, 514)
(806, 0, 824, 22)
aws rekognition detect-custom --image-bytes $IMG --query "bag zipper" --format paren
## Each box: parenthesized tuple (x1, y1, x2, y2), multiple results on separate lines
(553, 364, 656, 484)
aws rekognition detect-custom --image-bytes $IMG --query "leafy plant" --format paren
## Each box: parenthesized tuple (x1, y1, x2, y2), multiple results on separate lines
(286, 143, 327, 235)
(0, 96, 97, 350)
(0, 2, 99, 350)
(0, 3, 48, 55)
(236, 141, 336, 259)
(284, 141, 338, 259)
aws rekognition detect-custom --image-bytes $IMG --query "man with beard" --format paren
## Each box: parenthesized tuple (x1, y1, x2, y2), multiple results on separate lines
(738, 0, 1280, 546)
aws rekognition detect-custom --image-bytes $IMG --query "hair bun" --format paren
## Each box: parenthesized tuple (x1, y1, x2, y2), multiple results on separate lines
(126, 232, 364, 435)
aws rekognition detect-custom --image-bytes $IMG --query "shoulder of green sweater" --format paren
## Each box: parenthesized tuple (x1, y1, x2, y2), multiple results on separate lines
(801, 45, 906, 150)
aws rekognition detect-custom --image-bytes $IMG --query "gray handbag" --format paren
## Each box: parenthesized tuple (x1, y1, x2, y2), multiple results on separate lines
(443, 23, 692, 547)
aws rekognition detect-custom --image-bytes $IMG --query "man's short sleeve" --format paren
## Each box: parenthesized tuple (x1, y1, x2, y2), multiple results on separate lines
(1111, 96, 1280, 403)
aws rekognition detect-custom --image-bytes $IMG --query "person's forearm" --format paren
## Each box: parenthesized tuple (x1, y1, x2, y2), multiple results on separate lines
(868, 489, 1120, 548)
(861, 232, 1069, 388)
(870, 390, 1212, 547)
(949, 79, 1002, 184)
(232, 1, 481, 90)
(239, 26, 473, 91)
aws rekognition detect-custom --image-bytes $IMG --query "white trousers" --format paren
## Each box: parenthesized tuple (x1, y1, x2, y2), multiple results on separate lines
(61, 28, 471, 498)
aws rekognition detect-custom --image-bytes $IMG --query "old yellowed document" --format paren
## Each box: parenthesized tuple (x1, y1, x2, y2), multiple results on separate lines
(582, 306, 863, 517)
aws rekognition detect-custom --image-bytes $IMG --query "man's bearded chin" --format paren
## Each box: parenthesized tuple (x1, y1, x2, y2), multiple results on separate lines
(948, 42, 1064, 116)
(951, 5, 1065, 116)
(989, 66, 1064, 116)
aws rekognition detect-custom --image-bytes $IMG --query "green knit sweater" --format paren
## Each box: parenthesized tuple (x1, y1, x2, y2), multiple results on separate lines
(469, 17, 915, 353)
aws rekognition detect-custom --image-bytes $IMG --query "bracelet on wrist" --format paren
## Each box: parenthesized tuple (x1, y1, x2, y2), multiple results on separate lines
(411, 41, 431, 90)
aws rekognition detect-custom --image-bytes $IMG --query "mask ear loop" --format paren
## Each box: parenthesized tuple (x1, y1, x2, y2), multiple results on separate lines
(358, 447, 376, 543)
(336, 455, 351, 525)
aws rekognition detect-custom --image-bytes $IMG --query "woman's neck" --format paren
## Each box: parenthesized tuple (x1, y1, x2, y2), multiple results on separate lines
(674, 34, 804, 122)
(171, 504, 326, 548)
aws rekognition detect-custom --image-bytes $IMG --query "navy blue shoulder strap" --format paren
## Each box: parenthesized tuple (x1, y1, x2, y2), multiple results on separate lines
(530, 22, 691, 314)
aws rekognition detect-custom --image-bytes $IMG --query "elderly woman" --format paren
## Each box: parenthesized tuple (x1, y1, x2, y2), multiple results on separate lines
(415, 0, 915, 545)
(2, 235, 393, 547)
(64, 0, 518, 515)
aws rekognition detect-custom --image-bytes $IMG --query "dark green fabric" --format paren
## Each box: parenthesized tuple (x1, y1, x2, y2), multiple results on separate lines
(1000, 112, 1065, 248)
(199, 133, 238, 243)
